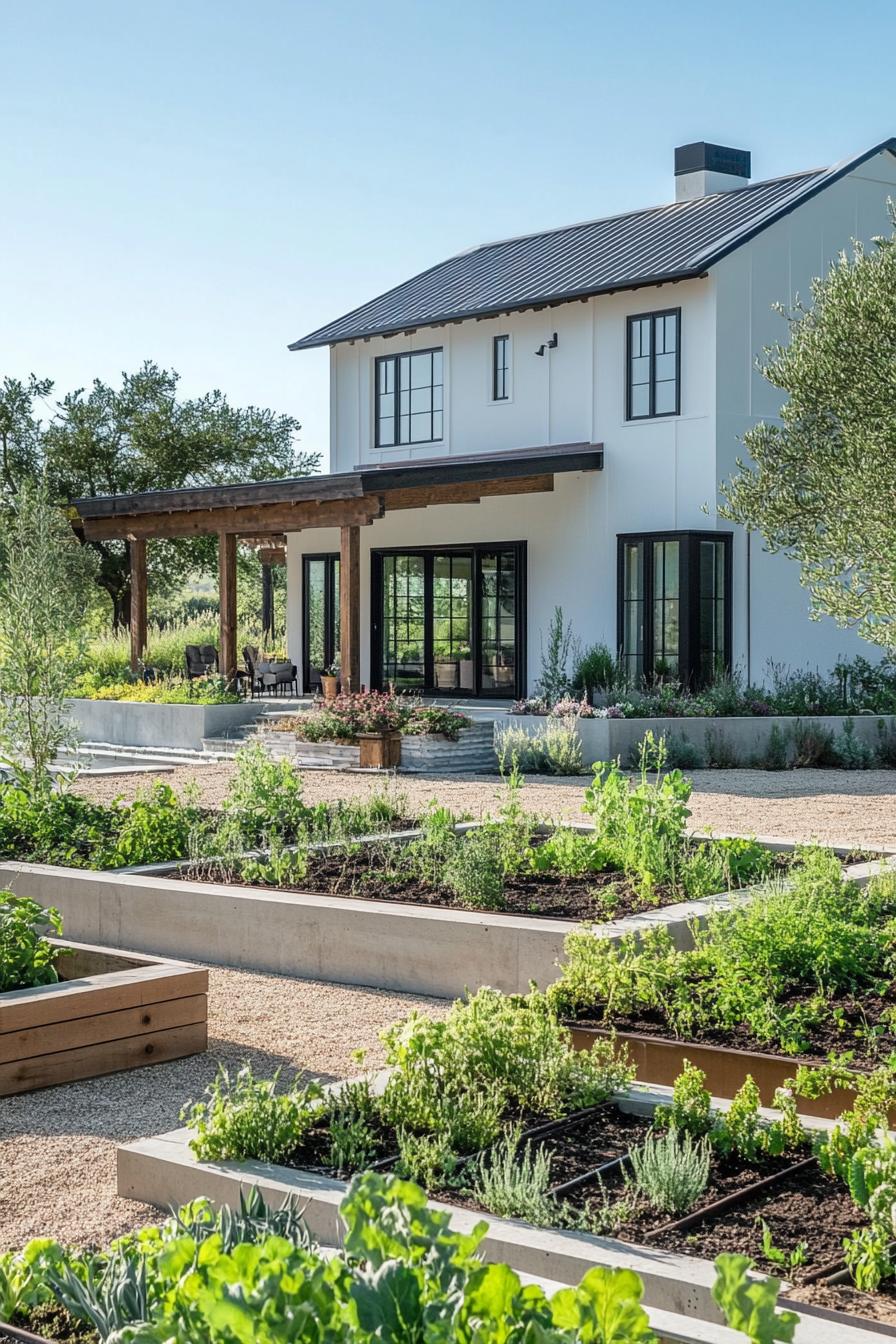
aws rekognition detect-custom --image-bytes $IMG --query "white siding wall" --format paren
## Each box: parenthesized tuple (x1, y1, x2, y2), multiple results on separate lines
(714, 149, 896, 677)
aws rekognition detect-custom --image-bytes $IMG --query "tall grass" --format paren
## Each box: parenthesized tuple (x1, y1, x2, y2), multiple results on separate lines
(82, 618, 221, 681)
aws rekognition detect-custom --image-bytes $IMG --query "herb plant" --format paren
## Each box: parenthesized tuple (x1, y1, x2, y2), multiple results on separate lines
(182, 1064, 323, 1164)
(629, 1128, 711, 1215)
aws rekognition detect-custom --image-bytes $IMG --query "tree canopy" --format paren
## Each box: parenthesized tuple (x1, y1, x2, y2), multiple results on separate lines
(720, 215, 896, 654)
(0, 362, 319, 627)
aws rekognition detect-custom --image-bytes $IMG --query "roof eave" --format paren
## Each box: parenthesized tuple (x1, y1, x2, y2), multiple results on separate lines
(287, 268, 709, 352)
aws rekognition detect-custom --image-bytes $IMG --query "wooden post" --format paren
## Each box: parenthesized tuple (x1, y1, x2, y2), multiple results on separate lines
(129, 538, 147, 674)
(218, 531, 237, 685)
(340, 524, 360, 693)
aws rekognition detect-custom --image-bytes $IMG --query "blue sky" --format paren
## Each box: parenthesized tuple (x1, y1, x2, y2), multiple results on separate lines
(3, 0, 894, 470)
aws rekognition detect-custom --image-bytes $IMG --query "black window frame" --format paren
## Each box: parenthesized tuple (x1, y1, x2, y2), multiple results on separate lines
(374, 346, 444, 448)
(616, 530, 731, 688)
(492, 334, 510, 401)
(302, 552, 339, 692)
(625, 308, 681, 421)
(371, 540, 527, 700)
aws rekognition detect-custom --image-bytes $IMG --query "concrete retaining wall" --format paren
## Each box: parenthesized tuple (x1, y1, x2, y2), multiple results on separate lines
(5, 841, 884, 998)
(506, 712, 896, 768)
(65, 698, 264, 750)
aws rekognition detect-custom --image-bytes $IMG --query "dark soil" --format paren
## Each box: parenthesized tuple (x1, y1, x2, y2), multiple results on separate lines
(572, 991, 896, 1065)
(283, 1119, 399, 1176)
(642, 1164, 866, 1282)
(531, 1106, 654, 1187)
(180, 838, 791, 922)
(7, 1303, 98, 1343)
(787, 1280, 896, 1329)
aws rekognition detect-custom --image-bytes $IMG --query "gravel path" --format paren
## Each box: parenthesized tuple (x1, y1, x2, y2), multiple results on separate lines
(0, 968, 446, 1250)
(76, 763, 896, 846)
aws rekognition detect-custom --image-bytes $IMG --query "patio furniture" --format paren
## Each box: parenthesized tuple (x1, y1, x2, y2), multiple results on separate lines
(185, 644, 218, 680)
(243, 645, 264, 697)
(257, 657, 298, 697)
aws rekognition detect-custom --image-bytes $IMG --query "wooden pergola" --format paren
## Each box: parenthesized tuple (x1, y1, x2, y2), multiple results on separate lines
(71, 443, 603, 690)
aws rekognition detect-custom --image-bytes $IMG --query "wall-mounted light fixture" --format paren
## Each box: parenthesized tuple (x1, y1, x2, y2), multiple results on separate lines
(534, 332, 559, 356)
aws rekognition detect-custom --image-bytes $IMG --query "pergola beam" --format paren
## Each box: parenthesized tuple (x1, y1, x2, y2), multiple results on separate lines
(82, 496, 383, 542)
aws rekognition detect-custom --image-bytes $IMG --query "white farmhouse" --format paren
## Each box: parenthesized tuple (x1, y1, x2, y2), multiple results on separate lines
(74, 139, 896, 699)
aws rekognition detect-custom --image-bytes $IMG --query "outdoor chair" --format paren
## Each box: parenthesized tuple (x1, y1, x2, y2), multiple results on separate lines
(243, 645, 265, 697)
(257, 657, 298, 697)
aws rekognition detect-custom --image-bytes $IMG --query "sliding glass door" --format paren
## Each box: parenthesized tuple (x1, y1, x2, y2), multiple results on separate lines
(302, 554, 340, 692)
(373, 543, 525, 698)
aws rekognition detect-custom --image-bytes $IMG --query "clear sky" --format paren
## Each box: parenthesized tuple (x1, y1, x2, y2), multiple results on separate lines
(3, 0, 894, 470)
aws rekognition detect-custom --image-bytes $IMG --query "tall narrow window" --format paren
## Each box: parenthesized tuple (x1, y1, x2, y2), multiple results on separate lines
(626, 309, 680, 419)
(375, 348, 443, 447)
(493, 334, 510, 401)
(618, 532, 730, 687)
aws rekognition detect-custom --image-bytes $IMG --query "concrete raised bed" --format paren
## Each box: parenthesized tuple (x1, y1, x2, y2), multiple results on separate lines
(505, 712, 896, 768)
(65, 697, 265, 750)
(117, 1083, 885, 1343)
(0, 843, 885, 1000)
(0, 940, 207, 1094)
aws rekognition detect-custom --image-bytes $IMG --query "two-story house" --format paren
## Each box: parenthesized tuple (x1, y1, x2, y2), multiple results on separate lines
(74, 138, 896, 699)
(280, 138, 896, 700)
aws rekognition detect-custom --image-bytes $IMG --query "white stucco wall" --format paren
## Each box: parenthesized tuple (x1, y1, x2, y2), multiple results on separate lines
(714, 148, 896, 678)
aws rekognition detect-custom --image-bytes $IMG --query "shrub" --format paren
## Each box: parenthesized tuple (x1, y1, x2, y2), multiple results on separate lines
(182, 1064, 323, 1164)
(831, 718, 875, 769)
(472, 1128, 556, 1224)
(571, 642, 619, 696)
(629, 1128, 711, 1215)
(753, 723, 790, 770)
(495, 722, 548, 773)
(632, 731, 703, 770)
(0, 894, 63, 992)
(540, 719, 586, 774)
(704, 727, 740, 769)
(443, 828, 505, 910)
(790, 719, 837, 768)
(404, 705, 471, 739)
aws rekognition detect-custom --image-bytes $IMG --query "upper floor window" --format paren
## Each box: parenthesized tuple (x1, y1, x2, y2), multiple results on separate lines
(626, 309, 680, 420)
(493, 334, 510, 401)
(375, 348, 443, 447)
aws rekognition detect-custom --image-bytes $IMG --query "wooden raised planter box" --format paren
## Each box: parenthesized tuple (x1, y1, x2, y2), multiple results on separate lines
(0, 940, 208, 1095)
(568, 1023, 865, 1120)
(357, 730, 401, 769)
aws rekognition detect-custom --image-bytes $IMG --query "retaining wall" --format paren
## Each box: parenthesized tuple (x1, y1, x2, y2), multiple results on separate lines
(65, 699, 264, 751)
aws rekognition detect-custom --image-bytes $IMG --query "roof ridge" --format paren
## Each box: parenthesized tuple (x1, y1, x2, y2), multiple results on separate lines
(452, 167, 824, 258)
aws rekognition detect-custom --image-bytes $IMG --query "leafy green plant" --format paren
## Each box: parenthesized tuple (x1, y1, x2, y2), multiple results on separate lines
(183, 1064, 323, 1164)
(395, 1130, 459, 1189)
(571, 642, 618, 697)
(658, 1061, 714, 1139)
(91, 782, 201, 869)
(758, 1220, 807, 1272)
(716, 1078, 763, 1162)
(70, 672, 240, 704)
(629, 1128, 711, 1215)
(712, 1252, 799, 1343)
(217, 742, 315, 846)
(239, 835, 309, 888)
(753, 724, 790, 770)
(444, 828, 505, 910)
(0, 893, 63, 992)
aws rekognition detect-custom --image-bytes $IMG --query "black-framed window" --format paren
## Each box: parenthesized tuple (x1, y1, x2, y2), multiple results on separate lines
(371, 542, 526, 699)
(618, 531, 730, 687)
(493, 334, 510, 401)
(302, 553, 339, 691)
(375, 348, 443, 447)
(626, 309, 680, 419)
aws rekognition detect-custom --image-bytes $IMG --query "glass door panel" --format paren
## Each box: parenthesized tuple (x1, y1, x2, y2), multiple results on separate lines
(432, 554, 473, 692)
(303, 555, 340, 692)
(382, 553, 426, 690)
(479, 549, 517, 696)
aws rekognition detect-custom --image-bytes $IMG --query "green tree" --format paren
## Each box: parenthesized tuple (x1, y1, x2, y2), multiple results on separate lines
(720, 215, 896, 653)
(44, 362, 319, 626)
(0, 480, 98, 791)
(0, 374, 53, 505)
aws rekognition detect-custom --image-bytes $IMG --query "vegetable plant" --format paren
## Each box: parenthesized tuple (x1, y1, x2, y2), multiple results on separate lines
(0, 893, 63, 992)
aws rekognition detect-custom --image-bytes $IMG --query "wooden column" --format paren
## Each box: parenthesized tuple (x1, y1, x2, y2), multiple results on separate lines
(340, 524, 360, 693)
(218, 531, 237, 684)
(129, 538, 147, 674)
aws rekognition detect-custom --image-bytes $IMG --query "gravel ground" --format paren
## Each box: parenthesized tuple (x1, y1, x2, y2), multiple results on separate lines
(76, 762, 896, 846)
(0, 968, 446, 1251)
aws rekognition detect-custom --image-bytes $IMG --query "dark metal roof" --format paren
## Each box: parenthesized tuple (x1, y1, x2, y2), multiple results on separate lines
(289, 140, 896, 351)
(72, 443, 602, 520)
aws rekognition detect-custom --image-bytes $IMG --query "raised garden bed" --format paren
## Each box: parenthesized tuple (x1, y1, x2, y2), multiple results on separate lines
(0, 939, 207, 1094)
(64, 696, 264, 750)
(118, 1086, 893, 1341)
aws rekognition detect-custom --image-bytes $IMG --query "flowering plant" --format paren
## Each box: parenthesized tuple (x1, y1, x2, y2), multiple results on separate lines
(549, 695, 595, 719)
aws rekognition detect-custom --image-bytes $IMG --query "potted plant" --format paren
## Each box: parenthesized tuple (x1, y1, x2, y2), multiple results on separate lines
(320, 658, 340, 701)
(355, 691, 404, 769)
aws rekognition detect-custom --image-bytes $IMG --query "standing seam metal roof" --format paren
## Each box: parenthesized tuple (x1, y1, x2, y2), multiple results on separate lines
(288, 140, 896, 351)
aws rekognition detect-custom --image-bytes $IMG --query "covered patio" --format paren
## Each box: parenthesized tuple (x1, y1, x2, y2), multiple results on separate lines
(71, 443, 603, 691)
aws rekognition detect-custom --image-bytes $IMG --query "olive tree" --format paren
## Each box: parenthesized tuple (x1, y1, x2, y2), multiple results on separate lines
(0, 481, 97, 789)
(720, 212, 896, 653)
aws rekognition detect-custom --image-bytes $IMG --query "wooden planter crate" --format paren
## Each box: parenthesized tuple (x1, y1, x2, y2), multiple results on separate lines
(0, 940, 208, 1095)
(358, 731, 401, 769)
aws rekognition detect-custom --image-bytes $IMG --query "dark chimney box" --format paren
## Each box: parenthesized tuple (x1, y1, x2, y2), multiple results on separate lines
(674, 142, 751, 180)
